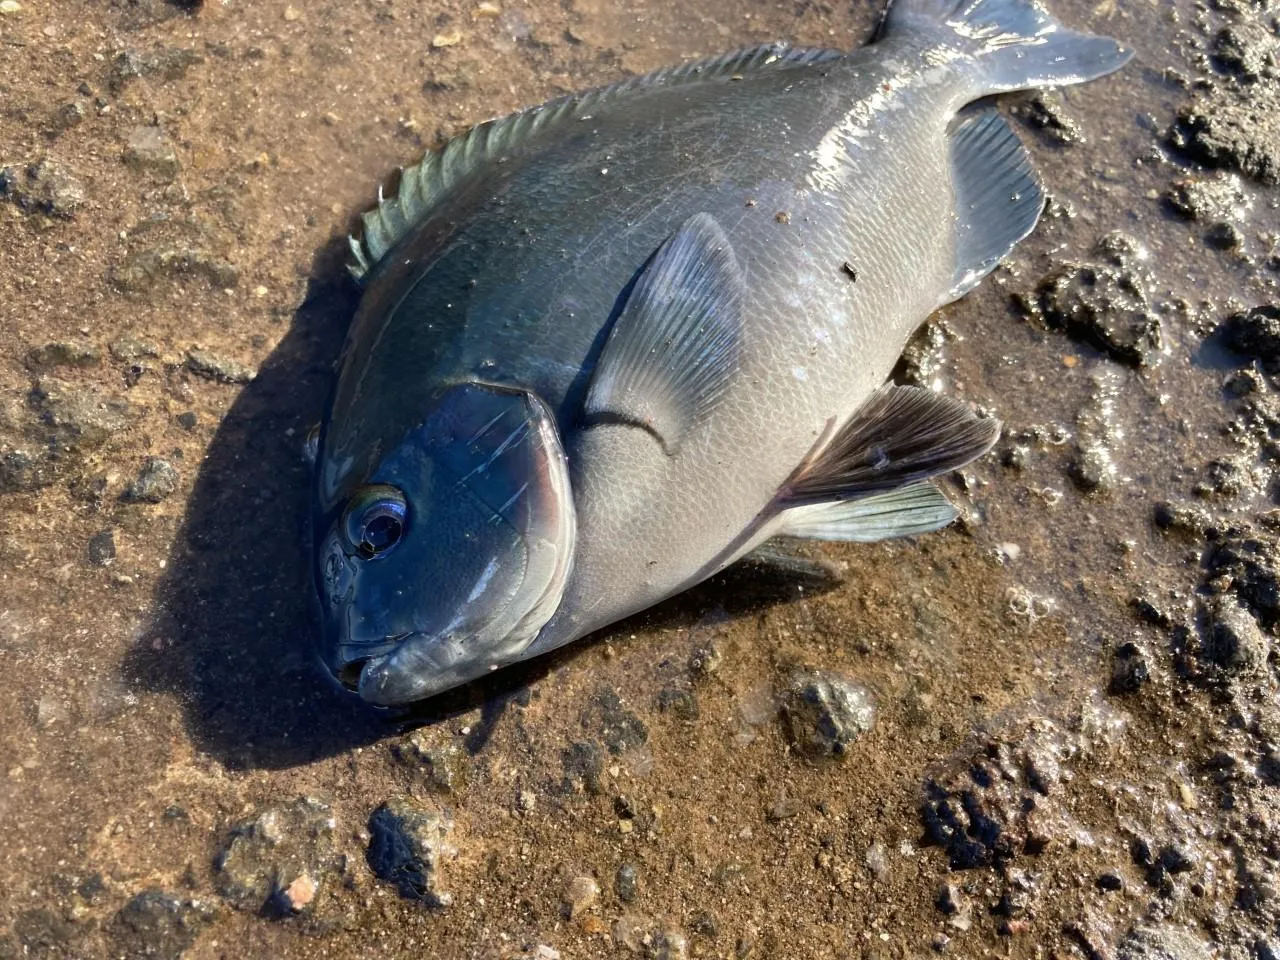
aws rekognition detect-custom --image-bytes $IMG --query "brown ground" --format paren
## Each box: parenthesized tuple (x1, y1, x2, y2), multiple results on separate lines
(2, 0, 1279, 957)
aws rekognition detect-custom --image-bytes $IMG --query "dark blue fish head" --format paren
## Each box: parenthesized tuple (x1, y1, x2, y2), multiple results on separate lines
(313, 382, 575, 706)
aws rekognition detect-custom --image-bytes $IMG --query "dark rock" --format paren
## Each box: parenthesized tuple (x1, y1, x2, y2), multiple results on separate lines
(656, 685, 699, 721)
(615, 862, 639, 903)
(176, 411, 198, 431)
(1205, 529, 1280, 627)
(366, 796, 453, 905)
(1153, 501, 1214, 539)
(1109, 641, 1150, 695)
(1115, 925, 1212, 960)
(12, 908, 85, 954)
(87, 529, 116, 566)
(109, 889, 217, 959)
(1204, 596, 1270, 674)
(1009, 90, 1083, 145)
(1221, 305, 1280, 372)
(0, 159, 86, 218)
(1019, 235, 1161, 367)
(561, 740, 606, 795)
(779, 668, 876, 759)
(1097, 872, 1124, 891)
(1168, 95, 1280, 186)
(584, 687, 648, 756)
(26, 341, 102, 371)
(123, 125, 179, 179)
(1212, 22, 1277, 81)
(0, 448, 51, 493)
(123, 457, 179, 503)
(1205, 222, 1244, 251)
(30, 377, 134, 453)
(215, 796, 337, 915)
(185, 349, 255, 384)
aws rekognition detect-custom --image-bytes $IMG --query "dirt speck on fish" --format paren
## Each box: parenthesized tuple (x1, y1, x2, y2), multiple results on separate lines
(312, 0, 1132, 706)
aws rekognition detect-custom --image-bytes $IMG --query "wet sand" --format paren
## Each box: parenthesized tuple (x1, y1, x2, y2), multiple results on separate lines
(1, 0, 1279, 956)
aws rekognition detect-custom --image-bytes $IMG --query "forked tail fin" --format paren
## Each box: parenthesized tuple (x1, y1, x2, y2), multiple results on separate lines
(880, 0, 1133, 95)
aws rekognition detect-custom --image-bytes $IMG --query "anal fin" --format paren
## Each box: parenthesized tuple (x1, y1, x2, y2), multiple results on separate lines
(783, 384, 999, 506)
(944, 108, 1044, 304)
(775, 483, 958, 542)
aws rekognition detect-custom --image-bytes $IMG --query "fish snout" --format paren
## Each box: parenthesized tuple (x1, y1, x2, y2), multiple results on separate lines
(330, 631, 487, 707)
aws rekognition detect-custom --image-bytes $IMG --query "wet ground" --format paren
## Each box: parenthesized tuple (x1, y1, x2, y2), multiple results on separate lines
(2, 0, 1280, 957)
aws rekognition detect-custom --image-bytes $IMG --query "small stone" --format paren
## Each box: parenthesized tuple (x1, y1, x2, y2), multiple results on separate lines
(123, 458, 179, 503)
(87, 530, 116, 567)
(366, 796, 453, 905)
(1220, 305, 1280, 373)
(1108, 641, 1150, 695)
(687, 644, 722, 681)
(109, 338, 161, 362)
(215, 796, 337, 915)
(0, 1, 22, 14)
(392, 732, 466, 793)
(517, 789, 536, 812)
(112, 249, 238, 293)
(123, 126, 180, 179)
(584, 687, 648, 756)
(561, 740, 605, 795)
(1164, 175, 1246, 222)
(1009, 90, 1083, 145)
(431, 30, 463, 47)
(185, 349, 255, 384)
(279, 873, 316, 913)
(1097, 872, 1123, 891)
(27, 341, 102, 371)
(779, 668, 876, 759)
(1204, 596, 1270, 674)
(283, 4, 300, 19)
(110, 889, 217, 959)
(0, 159, 86, 217)
(176, 412, 198, 431)
(1204, 221, 1243, 251)
(30, 377, 134, 453)
(615, 862, 638, 903)
(1116, 925, 1212, 960)
(563, 875, 600, 919)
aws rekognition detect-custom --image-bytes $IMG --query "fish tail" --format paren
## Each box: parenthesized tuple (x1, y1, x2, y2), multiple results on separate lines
(879, 0, 1132, 94)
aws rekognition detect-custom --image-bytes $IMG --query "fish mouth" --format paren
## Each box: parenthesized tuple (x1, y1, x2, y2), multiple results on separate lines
(331, 631, 487, 707)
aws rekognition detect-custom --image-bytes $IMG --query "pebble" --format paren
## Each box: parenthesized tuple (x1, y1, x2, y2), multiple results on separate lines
(215, 796, 337, 916)
(1109, 640, 1150, 694)
(779, 668, 877, 759)
(366, 796, 453, 905)
(1220, 304, 1280, 372)
(1204, 596, 1270, 674)
(185, 349, 256, 384)
(123, 126, 180, 179)
(615, 862, 639, 903)
(0, 1, 21, 14)
(0, 160, 86, 218)
(110, 889, 217, 959)
(563, 875, 600, 919)
(26, 341, 102, 371)
(391, 731, 466, 793)
(123, 458, 179, 504)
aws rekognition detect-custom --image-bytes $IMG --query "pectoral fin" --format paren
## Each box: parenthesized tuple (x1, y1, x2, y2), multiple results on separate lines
(583, 213, 744, 453)
(775, 483, 958, 542)
(783, 384, 1000, 506)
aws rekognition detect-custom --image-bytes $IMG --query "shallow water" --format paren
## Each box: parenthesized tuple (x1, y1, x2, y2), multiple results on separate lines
(1, 0, 1279, 956)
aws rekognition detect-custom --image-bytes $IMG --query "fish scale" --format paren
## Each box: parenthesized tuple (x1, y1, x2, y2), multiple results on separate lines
(313, 0, 1132, 705)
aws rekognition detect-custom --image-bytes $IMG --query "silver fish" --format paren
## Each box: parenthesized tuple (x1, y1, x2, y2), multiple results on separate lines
(313, 0, 1131, 705)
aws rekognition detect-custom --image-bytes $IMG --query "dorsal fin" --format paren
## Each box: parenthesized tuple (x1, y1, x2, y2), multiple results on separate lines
(348, 43, 845, 281)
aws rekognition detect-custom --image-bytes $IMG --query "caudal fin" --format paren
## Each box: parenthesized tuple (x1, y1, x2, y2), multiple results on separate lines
(880, 0, 1132, 95)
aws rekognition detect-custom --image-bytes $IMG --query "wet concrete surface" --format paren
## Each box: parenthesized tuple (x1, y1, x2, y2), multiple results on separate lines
(1, 0, 1279, 956)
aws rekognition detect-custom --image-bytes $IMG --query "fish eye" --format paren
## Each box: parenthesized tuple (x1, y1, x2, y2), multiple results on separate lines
(343, 485, 408, 560)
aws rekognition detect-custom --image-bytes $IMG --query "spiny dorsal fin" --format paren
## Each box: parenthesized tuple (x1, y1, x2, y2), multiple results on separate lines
(782, 384, 1000, 506)
(774, 483, 958, 542)
(943, 107, 1043, 304)
(582, 213, 744, 454)
(348, 43, 845, 281)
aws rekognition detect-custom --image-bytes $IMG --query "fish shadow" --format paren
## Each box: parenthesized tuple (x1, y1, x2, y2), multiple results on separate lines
(120, 238, 394, 769)
(120, 238, 844, 770)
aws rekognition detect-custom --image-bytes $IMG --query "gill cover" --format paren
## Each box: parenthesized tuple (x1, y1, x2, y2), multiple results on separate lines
(320, 382, 575, 705)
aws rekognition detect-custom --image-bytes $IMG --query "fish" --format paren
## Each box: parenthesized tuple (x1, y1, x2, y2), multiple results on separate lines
(312, 0, 1132, 706)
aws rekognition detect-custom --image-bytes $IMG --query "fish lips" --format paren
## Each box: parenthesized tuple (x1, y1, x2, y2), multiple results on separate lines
(333, 631, 496, 707)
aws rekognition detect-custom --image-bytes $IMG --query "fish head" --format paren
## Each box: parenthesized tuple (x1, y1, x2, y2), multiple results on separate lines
(314, 382, 575, 706)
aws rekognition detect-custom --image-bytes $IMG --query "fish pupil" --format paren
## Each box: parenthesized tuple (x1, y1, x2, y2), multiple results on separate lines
(360, 512, 403, 557)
